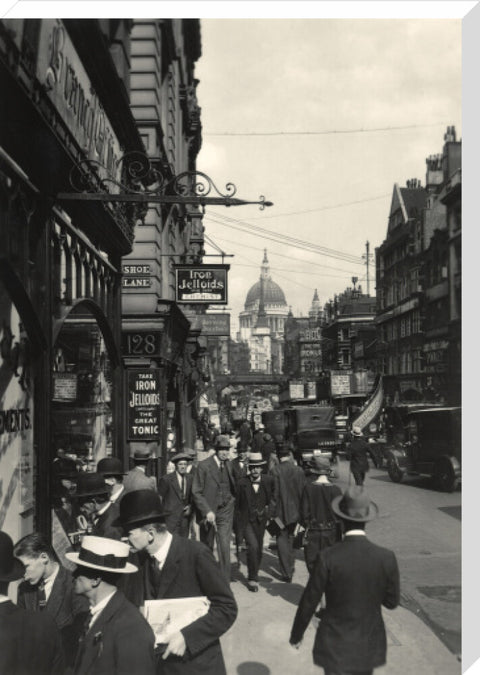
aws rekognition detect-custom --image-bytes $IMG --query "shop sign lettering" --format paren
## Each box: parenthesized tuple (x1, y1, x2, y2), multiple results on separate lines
(127, 370, 161, 440)
(175, 265, 229, 304)
(0, 408, 31, 436)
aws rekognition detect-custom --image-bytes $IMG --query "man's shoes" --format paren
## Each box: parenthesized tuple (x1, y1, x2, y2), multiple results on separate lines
(247, 581, 259, 592)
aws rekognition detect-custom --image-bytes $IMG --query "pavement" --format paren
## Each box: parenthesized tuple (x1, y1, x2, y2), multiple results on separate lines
(220, 543, 461, 675)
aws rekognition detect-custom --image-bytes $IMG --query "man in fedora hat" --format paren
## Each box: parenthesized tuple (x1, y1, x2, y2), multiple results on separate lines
(73, 472, 124, 540)
(290, 486, 400, 674)
(0, 531, 64, 675)
(158, 452, 194, 537)
(192, 434, 237, 582)
(14, 531, 89, 668)
(124, 446, 157, 494)
(66, 535, 155, 675)
(235, 452, 275, 592)
(348, 426, 375, 486)
(118, 489, 237, 674)
(300, 455, 343, 574)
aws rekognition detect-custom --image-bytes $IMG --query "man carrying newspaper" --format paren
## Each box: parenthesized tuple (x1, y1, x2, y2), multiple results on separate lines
(118, 489, 237, 674)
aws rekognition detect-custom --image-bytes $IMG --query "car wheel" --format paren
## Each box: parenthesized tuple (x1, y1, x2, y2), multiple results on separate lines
(434, 459, 458, 493)
(387, 457, 404, 483)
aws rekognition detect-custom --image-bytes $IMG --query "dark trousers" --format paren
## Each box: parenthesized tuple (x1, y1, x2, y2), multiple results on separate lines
(303, 528, 337, 574)
(244, 520, 266, 582)
(351, 468, 366, 486)
(200, 498, 234, 582)
(324, 670, 372, 675)
(276, 522, 296, 579)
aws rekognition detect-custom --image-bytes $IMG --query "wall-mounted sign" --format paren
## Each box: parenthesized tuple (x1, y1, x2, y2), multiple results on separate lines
(36, 20, 123, 187)
(52, 373, 78, 401)
(127, 370, 161, 440)
(122, 331, 162, 357)
(199, 313, 231, 336)
(174, 265, 229, 304)
(330, 370, 353, 396)
(122, 264, 152, 289)
(289, 380, 305, 400)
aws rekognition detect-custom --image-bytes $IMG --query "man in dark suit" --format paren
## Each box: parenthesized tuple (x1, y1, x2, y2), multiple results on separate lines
(119, 489, 238, 675)
(72, 472, 125, 540)
(270, 442, 306, 582)
(235, 452, 275, 592)
(14, 531, 89, 667)
(124, 447, 158, 493)
(231, 442, 249, 566)
(66, 535, 155, 675)
(192, 434, 236, 582)
(94, 457, 128, 539)
(237, 418, 253, 450)
(290, 486, 400, 674)
(158, 452, 194, 537)
(347, 426, 375, 486)
(0, 531, 64, 675)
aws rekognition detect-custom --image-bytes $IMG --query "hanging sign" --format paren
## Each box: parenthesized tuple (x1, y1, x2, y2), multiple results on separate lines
(127, 370, 161, 440)
(174, 265, 229, 304)
(199, 313, 231, 336)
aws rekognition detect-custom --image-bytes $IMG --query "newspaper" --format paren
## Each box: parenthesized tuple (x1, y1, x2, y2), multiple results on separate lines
(143, 597, 210, 645)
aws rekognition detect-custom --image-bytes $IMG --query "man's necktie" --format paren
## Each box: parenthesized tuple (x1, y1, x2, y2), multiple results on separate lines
(38, 581, 46, 610)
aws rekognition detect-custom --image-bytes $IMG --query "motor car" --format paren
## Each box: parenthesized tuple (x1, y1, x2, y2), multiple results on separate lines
(385, 407, 461, 492)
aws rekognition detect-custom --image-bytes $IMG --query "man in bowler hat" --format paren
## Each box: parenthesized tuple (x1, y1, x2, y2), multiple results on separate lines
(192, 434, 237, 582)
(158, 452, 194, 537)
(290, 486, 400, 674)
(235, 452, 276, 592)
(118, 489, 237, 674)
(73, 472, 124, 540)
(124, 446, 157, 493)
(67, 535, 155, 675)
(0, 531, 64, 675)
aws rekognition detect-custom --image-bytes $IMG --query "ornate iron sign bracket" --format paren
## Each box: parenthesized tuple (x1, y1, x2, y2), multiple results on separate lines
(57, 151, 273, 210)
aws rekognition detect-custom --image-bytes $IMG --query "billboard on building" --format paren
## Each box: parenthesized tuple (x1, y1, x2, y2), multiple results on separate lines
(330, 370, 353, 396)
(199, 313, 231, 336)
(127, 370, 161, 441)
(174, 265, 229, 304)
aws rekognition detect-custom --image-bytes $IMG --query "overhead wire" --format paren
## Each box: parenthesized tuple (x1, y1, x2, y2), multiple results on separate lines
(204, 122, 451, 137)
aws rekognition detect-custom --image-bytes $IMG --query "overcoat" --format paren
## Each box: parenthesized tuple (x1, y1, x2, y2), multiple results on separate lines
(0, 600, 65, 675)
(290, 534, 400, 671)
(271, 460, 306, 526)
(158, 471, 194, 534)
(347, 437, 371, 473)
(73, 590, 155, 675)
(93, 501, 124, 540)
(138, 534, 238, 675)
(17, 563, 89, 663)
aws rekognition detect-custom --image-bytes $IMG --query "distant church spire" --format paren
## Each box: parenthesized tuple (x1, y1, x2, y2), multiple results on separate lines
(309, 288, 322, 322)
(261, 249, 270, 280)
(255, 274, 269, 328)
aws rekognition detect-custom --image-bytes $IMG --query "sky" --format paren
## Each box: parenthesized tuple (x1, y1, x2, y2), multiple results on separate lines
(195, 17, 462, 335)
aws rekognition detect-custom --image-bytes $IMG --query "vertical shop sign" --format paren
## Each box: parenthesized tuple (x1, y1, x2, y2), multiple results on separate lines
(127, 370, 161, 440)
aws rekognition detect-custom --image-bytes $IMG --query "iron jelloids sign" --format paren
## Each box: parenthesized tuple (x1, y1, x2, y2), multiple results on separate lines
(175, 265, 229, 304)
(127, 370, 161, 441)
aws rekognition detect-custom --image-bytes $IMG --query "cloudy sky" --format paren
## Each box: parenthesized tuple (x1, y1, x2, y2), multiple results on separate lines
(195, 17, 462, 334)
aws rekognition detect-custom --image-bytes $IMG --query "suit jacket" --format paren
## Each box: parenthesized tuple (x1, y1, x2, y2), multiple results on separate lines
(230, 457, 248, 486)
(139, 534, 237, 675)
(93, 501, 124, 540)
(271, 460, 306, 526)
(290, 535, 400, 671)
(348, 438, 371, 473)
(158, 471, 193, 534)
(0, 600, 65, 675)
(17, 563, 89, 663)
(235, 474, 276, 537)
(123, 467, 157, 493)
(74, 590, 155, 675)
(192, 455, 236, 520)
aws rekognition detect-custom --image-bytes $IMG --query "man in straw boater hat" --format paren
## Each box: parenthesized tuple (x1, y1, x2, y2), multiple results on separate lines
(0, 531, 64, 675)
(123, 445, 157, 493)
(235, 452, 275, 592)
(290, 486, 400, 675)
(347, 425, 375, 487)
(192, 433, 237, 582)
(158, 451, 194, 537)
(66, 535, 155, 675)
(118, 489, 237, 674)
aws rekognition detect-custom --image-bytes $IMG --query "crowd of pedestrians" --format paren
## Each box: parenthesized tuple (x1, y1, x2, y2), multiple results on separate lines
(0, 419, 400, 675)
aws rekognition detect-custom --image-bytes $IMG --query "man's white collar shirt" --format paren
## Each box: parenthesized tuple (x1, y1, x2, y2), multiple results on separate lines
(345, 530, 366, 537)
(43, 563, 60, 601)
(89, 590, 116, 629)
(110, 485, 124, 504)
(152, 531, 173, 571)
(0, 594, 10, 603)
(95, 501, 111, 518)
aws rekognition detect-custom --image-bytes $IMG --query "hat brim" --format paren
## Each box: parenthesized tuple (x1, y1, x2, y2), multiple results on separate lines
(331, 494, 378, 522)
(249, 460, 266, 467)
(71, 490, 110, 499)
(0, 558, 25, 582)
(114, 511, 168, 531)
(65, 552, 137, 574)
